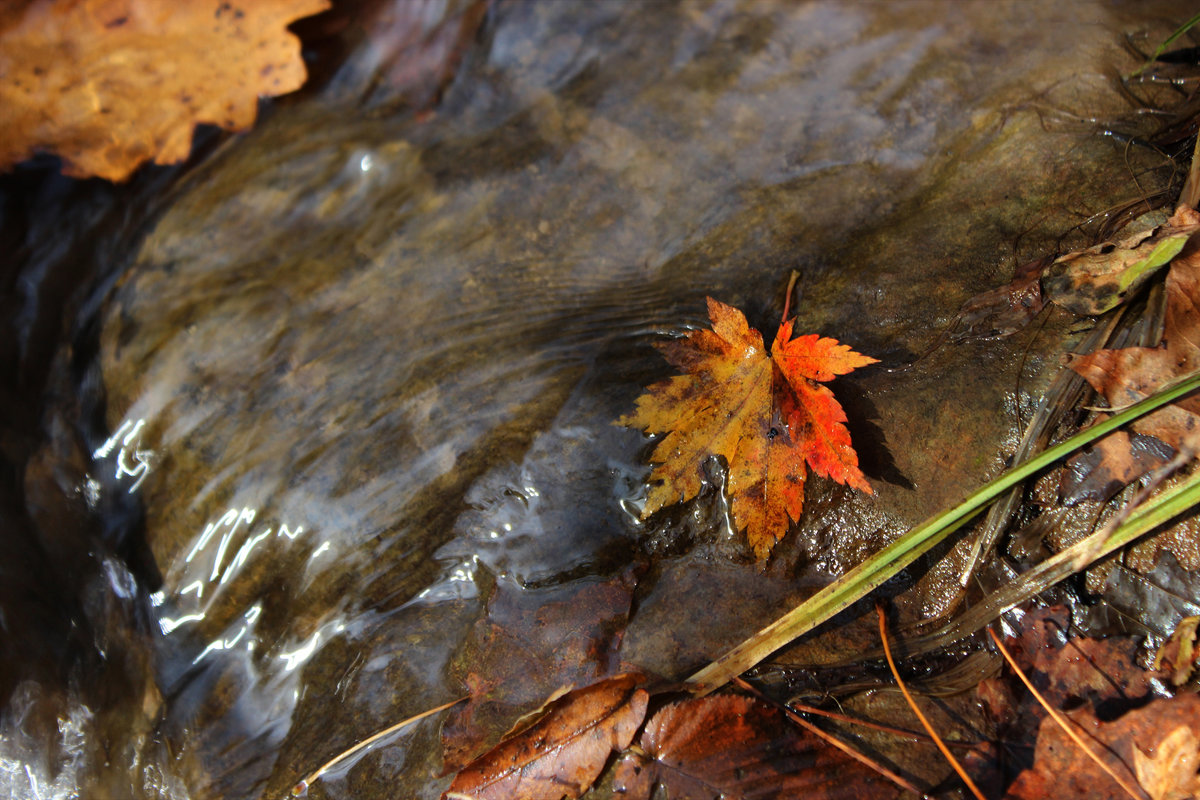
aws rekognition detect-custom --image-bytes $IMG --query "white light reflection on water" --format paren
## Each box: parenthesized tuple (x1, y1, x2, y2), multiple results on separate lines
(92, 416, 155, 494)
(189, 603, 262, 665)
(157, 504, 309, 653)
(279, 630, 323, 672)
(407, 556, 481, 606)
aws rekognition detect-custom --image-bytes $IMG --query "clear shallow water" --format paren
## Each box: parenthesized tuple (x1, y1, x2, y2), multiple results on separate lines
(0, 1, 1188, 798)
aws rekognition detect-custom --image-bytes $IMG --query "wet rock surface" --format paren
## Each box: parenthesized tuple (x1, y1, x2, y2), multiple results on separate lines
(2, 1, 1192, 798)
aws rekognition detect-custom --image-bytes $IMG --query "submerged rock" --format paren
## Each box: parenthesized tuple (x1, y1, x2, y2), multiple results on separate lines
(3, 1, 1189, 798)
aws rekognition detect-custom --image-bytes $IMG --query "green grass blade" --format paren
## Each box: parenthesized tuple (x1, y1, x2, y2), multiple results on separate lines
(1130, 12, 1200, 77)
(687, 369, 1200, 692)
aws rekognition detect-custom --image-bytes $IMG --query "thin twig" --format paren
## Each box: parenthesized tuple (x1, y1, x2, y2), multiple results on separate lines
(877, 603, 986, 800)
(987, 628, 1146, 800)
(732, 676, 928, 798)
(785, 698, 978, 748)
(290, 696, 466, 797)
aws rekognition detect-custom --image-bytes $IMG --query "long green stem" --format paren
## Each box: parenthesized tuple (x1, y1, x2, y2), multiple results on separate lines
(687, 370, 1200, 693)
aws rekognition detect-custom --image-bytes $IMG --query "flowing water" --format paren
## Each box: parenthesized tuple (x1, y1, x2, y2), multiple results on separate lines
(0, 2, 1190, 798)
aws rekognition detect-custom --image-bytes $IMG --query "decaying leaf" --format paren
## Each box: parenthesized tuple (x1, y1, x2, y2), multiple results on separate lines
(1154, 615, 1200, 687)
(1005, 693, 1200, 800)
(1070, 206, 1200, 457)
(612, 694, 892, 800)
(1058, 431, 1173, 505)
(1044, 208, 1200, 315)
(0, 0, 331, 181)
(1001, 607, 1156, 709)
(444, 674, 648, 800)
(1133, 724, 1200, 800)
(949, 255, 1049, 342)
(441, 572, 636, 773)
(619, 297, 876, 559)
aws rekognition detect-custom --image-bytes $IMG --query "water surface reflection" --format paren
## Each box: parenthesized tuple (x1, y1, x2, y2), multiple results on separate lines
(0, 1, 1187, 798)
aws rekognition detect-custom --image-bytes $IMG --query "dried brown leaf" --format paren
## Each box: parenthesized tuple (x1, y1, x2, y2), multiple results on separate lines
(1005, 694, 1200, 800)
(1004, 607, 1155, 709)
(1059, 431, 1173, 505)
(612, 694, 893, 800)
(0, 0, 330, 181)
(1133, 724, 1200, 800)
(444, 674, 648, 800)
(442, 572, 636, 773)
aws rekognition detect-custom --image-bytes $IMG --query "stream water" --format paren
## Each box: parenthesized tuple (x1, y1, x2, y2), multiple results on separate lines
(0, 2, 1190, 798)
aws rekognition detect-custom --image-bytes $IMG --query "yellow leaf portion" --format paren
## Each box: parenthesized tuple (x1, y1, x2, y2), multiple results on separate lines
(619, 297, 876, 559)
(0, 0, 331, 181)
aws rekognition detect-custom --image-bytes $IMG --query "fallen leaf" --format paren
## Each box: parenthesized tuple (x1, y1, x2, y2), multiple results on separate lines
(1153, 616, 1200, 687)
(1003, 607, 1155, 710)
(949, 256, 1049, 342)
(1103, 550, 1200, 636)
(619, 297, 876, 558)
(1044, 208, 1200, 315)
(1133, 724, 1200, 800)
(1070, 205, 1200, 454)
(1058, 431, 1173, 505)
(0, 0, 330, 181)
(1005, 693, 1200, 800)
(612, 694, 893, 800)
(443, 674, 648, 800)
(441, 572, 637, 772)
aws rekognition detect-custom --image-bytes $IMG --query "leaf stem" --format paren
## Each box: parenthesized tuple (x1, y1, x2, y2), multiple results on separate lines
(782, 270, 800, 322)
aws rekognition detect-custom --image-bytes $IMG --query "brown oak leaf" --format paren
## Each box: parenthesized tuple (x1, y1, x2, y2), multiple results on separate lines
(619, 297, 876, 559)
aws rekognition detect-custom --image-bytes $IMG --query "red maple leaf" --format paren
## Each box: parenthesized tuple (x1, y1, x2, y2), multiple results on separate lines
(619, 296, 876, 558)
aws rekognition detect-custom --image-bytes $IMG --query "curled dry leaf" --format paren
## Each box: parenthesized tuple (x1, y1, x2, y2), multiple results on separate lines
(619, 297, 876, 559)
(1133, 724, 1200, 800)
(443, 674, 648, 800)
(612, 694, 892, 800)
(1153, 615, 1200, 687)
(0, 0, 331, 181)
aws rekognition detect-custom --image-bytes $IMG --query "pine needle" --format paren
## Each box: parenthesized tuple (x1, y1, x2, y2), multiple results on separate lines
(290, 696, 466, 797)
(877, 603, 986, 800)
(987, 628, 1145, 800)
(732, 676, 928, 798)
